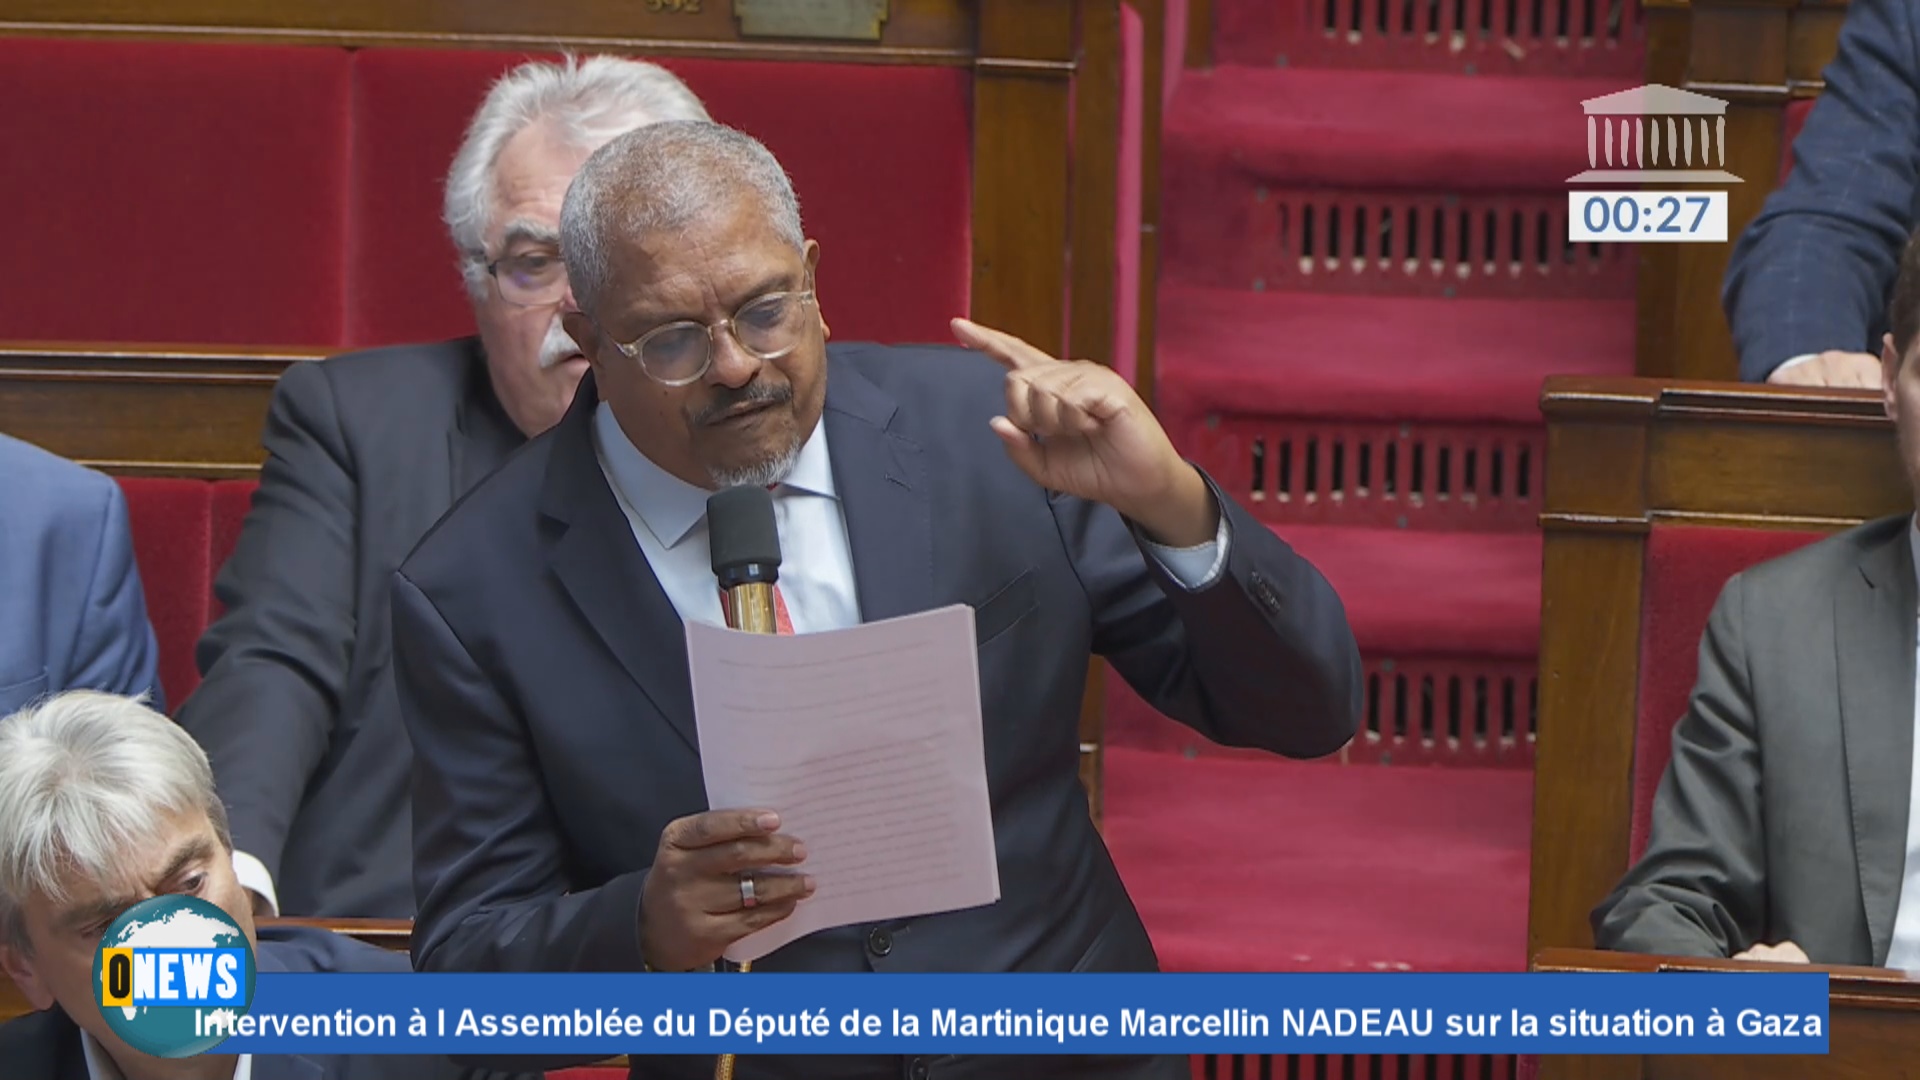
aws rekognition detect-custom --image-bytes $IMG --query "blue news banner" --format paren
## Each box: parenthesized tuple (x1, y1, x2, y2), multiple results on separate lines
(205, 972, 1830, 1056)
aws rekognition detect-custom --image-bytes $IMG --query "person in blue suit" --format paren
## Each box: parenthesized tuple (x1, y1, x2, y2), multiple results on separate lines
(1723, 0, 1920, 387)
(0, 690, 537, 1080)
(0, 433, 162, 715)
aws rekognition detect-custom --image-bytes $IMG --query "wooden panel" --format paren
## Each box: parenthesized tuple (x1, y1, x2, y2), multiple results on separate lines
(1529, 375, 1906, 964)
(1184, 0, 1212, 67)
(0, 345, 311, 476)
(972, 0, 1076, 353)
(1535, 948, 1920, 1080)
(1638, 0, 1852, 382)
(1071, 0, 1123, 368)
(1133, 0, 1165, 407)
(0, 0, 975, 62)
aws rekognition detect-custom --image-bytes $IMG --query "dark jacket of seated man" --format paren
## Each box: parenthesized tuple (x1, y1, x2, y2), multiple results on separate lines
(1592, 514, 1920, 967)
(0, 923, 530, 1080)
(174, 338, 526, 920)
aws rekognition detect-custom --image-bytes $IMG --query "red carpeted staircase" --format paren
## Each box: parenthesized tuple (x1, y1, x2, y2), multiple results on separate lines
(1102, 1, 1643, 1075)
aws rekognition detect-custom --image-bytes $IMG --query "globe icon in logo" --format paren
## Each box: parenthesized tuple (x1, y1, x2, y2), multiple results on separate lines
(92, 895, 256, 1058)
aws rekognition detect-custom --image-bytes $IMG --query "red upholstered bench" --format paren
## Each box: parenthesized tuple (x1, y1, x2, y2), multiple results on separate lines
(346, 49, 971, 349)
(0, 38, 349, 346)
(0, 38, 973, 352)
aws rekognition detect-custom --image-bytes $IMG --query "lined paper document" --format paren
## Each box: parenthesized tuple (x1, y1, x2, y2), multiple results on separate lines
(686, 604, 1001, 963)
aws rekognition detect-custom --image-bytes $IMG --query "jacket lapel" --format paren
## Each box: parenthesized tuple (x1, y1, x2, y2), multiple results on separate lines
(822, 355, 934, 624)
(539, 373, 700, 752)
(1835, 522, 1918, 965)
(448, 339, 526, 504)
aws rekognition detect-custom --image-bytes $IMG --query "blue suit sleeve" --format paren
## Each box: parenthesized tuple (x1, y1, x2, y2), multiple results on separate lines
(69, 479, 164, 711)
(1723, 0, 1920, 381)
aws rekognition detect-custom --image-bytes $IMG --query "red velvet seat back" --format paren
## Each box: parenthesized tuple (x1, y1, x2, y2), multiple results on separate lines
(346, 49, 972, 350)
(112, 478, 259, 710)
(0, 38, 349, 346)
(1779, 97, 1814, 184)
(2, 38, 973, 354)
(209, 480, 260, 621)
(116, 479, 214, 709)
(1631, 525, 1830, 860)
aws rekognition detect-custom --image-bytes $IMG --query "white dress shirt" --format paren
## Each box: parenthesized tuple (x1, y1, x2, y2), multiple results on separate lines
(83, 1030, 250, 1080)
(1882, 519, 1920, 970)
(588, 401, 1229, 634)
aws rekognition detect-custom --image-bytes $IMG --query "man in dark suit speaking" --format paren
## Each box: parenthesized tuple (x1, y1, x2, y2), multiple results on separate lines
(391, 121, 1362, 1079)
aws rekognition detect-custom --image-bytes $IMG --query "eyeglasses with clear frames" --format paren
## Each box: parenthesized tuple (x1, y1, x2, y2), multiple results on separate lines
(486, 250, 569, 308)
(608, 287, 818, 387)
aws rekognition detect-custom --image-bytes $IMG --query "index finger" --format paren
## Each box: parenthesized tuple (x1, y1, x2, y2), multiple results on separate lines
(951, 317, 1056, 371)
(664, 809, 782, 850)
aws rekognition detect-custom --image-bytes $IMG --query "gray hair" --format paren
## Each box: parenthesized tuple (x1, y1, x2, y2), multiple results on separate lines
(0, 691, 230, 949)
(445, 54, 711, 301)
(560, 120, 806, 317)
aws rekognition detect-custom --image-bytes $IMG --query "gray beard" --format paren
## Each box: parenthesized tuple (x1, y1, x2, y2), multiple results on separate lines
(708, 440, 801, 490)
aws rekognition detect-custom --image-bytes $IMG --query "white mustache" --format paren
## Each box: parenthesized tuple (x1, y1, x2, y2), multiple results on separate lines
(538, 317, 584, 370)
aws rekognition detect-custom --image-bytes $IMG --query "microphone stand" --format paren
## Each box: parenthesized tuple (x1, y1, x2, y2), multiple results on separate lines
(715, 582, 778, 1080)
(707, 485, 783, 1080)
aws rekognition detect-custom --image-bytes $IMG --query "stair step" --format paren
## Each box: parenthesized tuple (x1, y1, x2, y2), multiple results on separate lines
(1157, 180, 1639, 300)
(1166, 66, 1627, 192)
(1155, 284, 1634, 428)
(1286, 523, 1541, 658)
(1105, 746, 1533, 972)
(1103, 524, 1541, 767)
(1211, 0, 1643, 79)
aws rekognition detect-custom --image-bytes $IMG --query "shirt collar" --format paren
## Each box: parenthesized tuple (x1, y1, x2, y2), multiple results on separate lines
(592, 401, 835, 549)
(82, 1030, 250, 1080)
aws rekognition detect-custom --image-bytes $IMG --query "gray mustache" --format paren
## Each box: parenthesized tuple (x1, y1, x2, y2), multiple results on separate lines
(692, 382, 793, 426)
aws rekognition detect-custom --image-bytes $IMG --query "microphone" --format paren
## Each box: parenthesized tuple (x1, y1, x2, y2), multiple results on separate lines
(708, 485, 782, 635)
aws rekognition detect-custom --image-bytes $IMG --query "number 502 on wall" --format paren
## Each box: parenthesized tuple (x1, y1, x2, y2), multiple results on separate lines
(1568, 191, 1729, 243)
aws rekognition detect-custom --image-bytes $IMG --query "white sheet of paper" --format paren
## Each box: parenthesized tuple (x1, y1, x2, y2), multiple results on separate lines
(686, 603, 1001, 964)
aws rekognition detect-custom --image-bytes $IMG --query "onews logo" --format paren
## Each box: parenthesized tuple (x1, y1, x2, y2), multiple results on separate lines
(92, 895, 257, 1057)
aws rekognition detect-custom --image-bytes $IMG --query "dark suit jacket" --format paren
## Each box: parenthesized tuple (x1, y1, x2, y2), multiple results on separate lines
(391, 343, 1364, 1079)
(0, 924, 533, 1080)
(0, 433, 163, 716)
(1593, 515, 1915, 964)
(174, 339, 524, 918)
(1722, 0, 1920, 381)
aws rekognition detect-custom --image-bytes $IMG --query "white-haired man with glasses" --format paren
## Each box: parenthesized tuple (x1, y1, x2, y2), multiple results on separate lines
(0, 690, 537, 1080)
(173, 55, 710, 922)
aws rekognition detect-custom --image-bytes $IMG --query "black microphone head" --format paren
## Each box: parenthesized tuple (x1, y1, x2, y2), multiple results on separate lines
(707, 484, 782, 587)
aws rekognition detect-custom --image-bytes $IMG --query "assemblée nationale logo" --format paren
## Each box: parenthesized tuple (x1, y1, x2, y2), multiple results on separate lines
(1567, 83, 1742, 243)
(94, 895, 257, 1057)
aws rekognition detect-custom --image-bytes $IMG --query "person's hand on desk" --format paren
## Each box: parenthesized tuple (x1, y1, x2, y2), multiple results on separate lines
(1767, 350, 1881, 388)
(953, 318, 1220, 549)
(1733, 941, 1810, 964)
(640, 809, 814, 972)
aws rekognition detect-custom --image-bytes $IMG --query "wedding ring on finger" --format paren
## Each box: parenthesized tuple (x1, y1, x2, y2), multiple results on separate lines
(739, 873, 758, 909)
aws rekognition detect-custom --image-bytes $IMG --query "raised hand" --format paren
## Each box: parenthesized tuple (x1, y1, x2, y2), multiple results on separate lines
(639, 809, 813, 972)
(952, 317, 1218, 547)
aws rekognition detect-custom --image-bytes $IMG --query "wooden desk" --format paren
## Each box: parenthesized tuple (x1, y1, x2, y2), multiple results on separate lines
(1532, 948, 1920, 1080)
